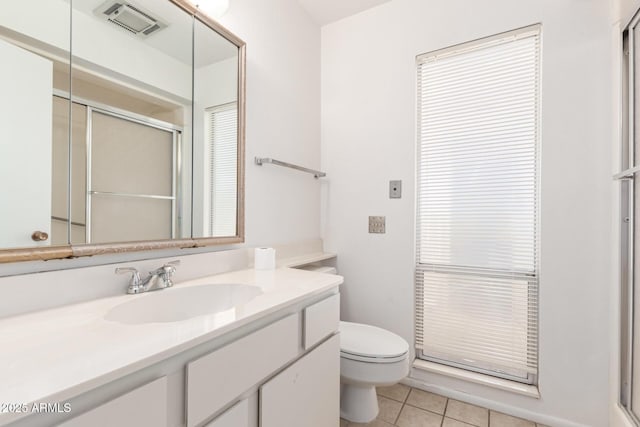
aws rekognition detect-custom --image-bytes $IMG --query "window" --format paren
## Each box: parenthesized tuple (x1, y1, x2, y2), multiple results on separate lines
(415, 25, 541, 384)
(205, 102, 237, 236)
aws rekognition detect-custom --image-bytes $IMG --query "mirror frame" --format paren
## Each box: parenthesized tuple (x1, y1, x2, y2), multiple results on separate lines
(0, 0, 245, 263)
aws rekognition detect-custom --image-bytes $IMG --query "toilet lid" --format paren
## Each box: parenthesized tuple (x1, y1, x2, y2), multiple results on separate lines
(339, 321, 409, 363)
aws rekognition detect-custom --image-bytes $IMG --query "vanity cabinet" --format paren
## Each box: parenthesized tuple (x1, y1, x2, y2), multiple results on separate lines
(260, 335, 340, 427)
(58, 377, 167, 427)
(189, 293, 340, 427)
(2, 286, 340, 427)
(203, 396, 257, 427)
(186, 314, 299, 427)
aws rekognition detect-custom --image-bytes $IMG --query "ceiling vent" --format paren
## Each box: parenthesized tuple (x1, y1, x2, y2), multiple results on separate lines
(94, 1, 167, 38)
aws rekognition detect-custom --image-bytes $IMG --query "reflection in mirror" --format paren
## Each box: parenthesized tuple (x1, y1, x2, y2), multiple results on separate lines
(0, 0, 243, 257)
(193, 18, 239, 238)
(0, 1, 71, 249)
(70, 0, 194, 244)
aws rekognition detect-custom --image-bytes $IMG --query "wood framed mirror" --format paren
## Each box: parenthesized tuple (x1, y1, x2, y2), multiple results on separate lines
(0, 0, 245, 263)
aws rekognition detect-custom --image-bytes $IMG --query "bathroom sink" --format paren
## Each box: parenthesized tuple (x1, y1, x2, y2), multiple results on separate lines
(105, 284, 262, 324)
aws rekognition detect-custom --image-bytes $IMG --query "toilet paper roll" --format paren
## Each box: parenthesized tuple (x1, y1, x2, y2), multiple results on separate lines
(254, 247, 276, 270)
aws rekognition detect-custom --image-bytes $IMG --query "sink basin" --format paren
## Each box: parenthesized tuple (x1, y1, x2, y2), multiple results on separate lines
(105, 284, 262, 324)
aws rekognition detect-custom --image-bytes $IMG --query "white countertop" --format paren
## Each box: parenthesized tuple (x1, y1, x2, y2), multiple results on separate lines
(0, 268, 342, 423)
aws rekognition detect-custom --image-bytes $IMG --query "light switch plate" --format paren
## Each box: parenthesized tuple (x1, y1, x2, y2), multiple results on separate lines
(369, 216, 386, 233)
(389, 180, 402, 198)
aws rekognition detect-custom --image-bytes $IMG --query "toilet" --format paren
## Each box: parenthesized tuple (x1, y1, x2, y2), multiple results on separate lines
(301, 265, 410, 423)
(339, 321, 410, 422)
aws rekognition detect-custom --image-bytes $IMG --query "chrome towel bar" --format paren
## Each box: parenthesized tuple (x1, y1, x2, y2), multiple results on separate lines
(255, 157, 326, 178)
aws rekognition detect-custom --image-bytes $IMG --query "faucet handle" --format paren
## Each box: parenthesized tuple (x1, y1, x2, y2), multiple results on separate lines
(116, 267, 140, 281)
(115, 267, 142, 293)
(162, 260, 180, 274)
(160, 260, 180, 287)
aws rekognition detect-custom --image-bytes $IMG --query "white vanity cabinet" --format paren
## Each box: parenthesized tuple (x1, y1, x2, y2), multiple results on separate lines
(203, 396, 257, 427)
(260, 334, 340, 427)
(58, 377, 168, 427)
(2, 285, 340, 427)
(186, 314, 299, 427)
(189, 293, 340, 427)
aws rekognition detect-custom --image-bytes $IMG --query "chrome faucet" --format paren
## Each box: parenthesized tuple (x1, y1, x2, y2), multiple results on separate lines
(115, 260, 180, 294)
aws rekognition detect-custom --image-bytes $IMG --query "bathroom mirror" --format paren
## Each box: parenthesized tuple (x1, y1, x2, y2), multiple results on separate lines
(0, 0, 245, 262)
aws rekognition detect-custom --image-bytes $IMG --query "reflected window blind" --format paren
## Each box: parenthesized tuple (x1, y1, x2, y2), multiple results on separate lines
(206, 102, 237, 236)
(415, 26, 540, 383)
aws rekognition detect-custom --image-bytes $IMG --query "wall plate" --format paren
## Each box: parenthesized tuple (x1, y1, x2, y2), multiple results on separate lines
(389, 180, 402, 198)
(369, 216, 385, 233)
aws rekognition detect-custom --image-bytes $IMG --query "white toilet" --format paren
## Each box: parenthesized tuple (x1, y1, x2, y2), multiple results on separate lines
(301, 265, 410, 423)
(339, 321, 410, 422)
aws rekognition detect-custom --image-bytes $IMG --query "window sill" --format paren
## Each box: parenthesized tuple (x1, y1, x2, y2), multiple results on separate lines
(411, 359, 540, 399)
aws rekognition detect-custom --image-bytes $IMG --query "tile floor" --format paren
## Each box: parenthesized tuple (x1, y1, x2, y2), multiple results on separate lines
(339, 384, 550, 427)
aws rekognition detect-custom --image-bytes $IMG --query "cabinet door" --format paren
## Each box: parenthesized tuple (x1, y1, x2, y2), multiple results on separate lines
(187, 314, 299, 427)
(59, 377, 167, 427)
(204, 394, 258, 427)
(260, 335, 340, 427)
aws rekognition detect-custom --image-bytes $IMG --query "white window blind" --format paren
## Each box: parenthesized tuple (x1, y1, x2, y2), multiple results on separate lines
(206, 102, 237, 236)
(415, 26, 540, 383)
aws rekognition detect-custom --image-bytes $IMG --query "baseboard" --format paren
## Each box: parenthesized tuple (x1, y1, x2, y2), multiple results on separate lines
(403, 377, 588, 427)
(611, 403, 636, 427)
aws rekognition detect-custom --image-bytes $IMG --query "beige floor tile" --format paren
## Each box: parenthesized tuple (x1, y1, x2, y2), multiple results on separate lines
(340, 418, 349, 427)
(346, 419, 395, 427)
(443, 417, 476, 427)
(396, 404, 443, 427)
(405, 388, 447, 414)
(446, 400, 489, 427)
(535, 424, 551, 427)
(377, 395, 403, 424)
(377, 383, 411, 402)
(490, 411, 535, 427)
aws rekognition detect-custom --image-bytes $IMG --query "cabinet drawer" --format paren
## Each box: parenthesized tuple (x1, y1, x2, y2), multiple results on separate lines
(187, 314, 299, 427)
(260, 334, 340, 427)
(303, 293, 340, 349)
(59, 377, 167, 427)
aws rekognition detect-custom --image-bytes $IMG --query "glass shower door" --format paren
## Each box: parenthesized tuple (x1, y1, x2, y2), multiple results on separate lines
(87, 109, 177, 244)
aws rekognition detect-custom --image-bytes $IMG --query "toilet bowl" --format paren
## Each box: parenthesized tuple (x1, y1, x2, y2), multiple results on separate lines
(339, 321, 410, 423)
(299, 265, 410, 423)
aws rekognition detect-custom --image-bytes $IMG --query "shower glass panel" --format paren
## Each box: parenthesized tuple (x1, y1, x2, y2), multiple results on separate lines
(88, 110, 177, 244)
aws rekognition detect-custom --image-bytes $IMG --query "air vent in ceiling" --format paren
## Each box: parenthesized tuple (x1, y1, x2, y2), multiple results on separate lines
(94, 1, 167, 38)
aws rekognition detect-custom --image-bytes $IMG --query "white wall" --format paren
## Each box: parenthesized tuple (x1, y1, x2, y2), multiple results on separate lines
(321, 0, 612, 426)
(218, 0, 321, 247)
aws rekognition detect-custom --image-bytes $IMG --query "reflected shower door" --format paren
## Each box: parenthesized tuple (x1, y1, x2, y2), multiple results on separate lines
(88, 110, 177, 244)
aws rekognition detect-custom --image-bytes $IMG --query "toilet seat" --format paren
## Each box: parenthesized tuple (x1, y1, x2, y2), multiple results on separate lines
(339, 321, 409, 364)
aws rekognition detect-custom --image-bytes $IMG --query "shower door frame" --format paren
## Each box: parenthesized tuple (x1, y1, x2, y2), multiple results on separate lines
(53, 89, 183, 244)
(619, 9, 640, 426)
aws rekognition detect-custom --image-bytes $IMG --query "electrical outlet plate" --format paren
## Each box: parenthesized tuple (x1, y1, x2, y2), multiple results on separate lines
(369, 216, 386, 233)
(389, 180, 402, 198)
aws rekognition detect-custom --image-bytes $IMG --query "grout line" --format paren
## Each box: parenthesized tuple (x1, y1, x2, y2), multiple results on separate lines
(441, 397, 449, 427)
(404, 402, 450, 417)
(393, 401, 405, 425)
(488, 409, 491, 427)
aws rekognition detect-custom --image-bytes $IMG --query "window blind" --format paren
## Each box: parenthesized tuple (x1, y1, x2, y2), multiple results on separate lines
(206, 102, 237, 236)
(415, 26, 540, 383)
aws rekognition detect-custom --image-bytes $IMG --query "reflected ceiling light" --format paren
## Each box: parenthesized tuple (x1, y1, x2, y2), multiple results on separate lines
(194, 0, 229, 19)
